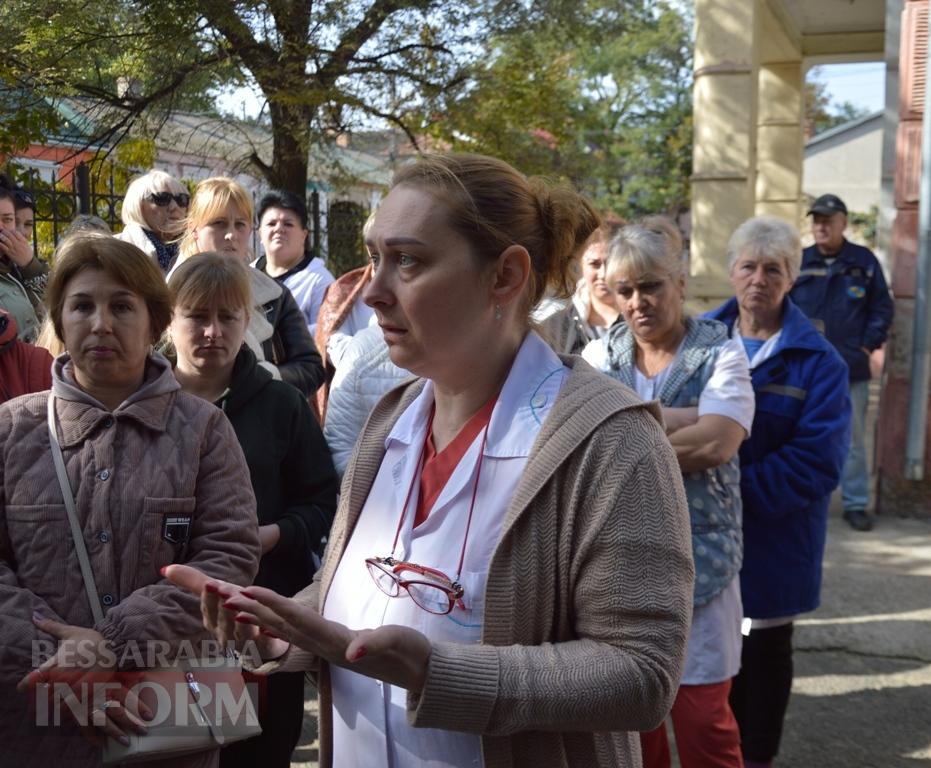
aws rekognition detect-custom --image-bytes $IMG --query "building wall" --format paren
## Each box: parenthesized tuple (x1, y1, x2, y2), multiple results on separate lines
(803, 116, 884, 213)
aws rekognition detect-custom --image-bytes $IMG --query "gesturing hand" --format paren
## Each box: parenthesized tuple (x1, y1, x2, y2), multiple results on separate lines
(222, 586, 433, 693)
(16, 618, 151, 747)
(162, 564, 289, 663)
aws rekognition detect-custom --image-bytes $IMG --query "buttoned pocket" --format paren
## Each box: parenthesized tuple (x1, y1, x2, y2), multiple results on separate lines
(4, 504, 70, 594)
(414, 569, 487, 645)
(143, 496, 196, 577)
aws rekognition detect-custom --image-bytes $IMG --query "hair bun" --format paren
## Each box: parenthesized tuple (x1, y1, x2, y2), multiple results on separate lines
(528, 177, 601, 299)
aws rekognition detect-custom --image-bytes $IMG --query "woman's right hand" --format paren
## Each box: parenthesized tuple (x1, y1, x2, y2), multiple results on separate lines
(16, 619, 152, 747)
(162, 565, 289, 663)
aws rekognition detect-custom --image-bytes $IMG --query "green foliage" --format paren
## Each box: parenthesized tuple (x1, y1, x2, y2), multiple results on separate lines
(2, 0, 694, 216)
(849, 206, 878, 250)
(424, 0, 694, 219)
(0, 0, 228, 155)
(804, 69, 871, 137)
(0, 0, 492, 195)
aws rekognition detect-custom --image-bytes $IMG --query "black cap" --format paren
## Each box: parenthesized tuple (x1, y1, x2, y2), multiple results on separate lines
(807, 194, 847, 216)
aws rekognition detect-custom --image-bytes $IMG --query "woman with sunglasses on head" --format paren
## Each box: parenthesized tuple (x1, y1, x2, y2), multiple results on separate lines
(167, 153, 694, 768)
(118, 170, 190, 273)
(173, 177, 325, 395)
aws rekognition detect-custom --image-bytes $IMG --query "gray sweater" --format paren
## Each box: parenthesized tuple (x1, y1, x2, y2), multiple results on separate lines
(293, 354, 694, 768)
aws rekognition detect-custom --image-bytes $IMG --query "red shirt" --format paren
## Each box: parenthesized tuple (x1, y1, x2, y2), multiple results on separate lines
(414, 395, 497, 527)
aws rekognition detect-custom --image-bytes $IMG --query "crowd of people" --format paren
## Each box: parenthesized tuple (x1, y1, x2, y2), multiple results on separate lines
(0, 156, 885, 768)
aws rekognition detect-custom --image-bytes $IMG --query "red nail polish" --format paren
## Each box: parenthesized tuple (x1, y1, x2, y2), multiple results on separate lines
(351, 646, 367, 661)
(221, 601, 238, 610)
(240, 589, 256, 599)
(259, 629, 279, 639)
(159, 566, 168, 576)
(204, 583, 219, 594)
(234, 615, 257, 626)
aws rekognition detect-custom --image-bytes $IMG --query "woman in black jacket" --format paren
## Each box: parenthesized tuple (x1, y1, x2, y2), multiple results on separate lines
(174, 176, 326, 395)
(168, 251, 339, 767)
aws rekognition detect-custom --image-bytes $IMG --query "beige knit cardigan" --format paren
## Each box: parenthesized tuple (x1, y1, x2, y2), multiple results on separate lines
(287, 354, 694, 768)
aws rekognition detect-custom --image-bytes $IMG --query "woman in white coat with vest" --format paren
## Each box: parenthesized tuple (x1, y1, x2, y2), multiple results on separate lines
(167, 153, 695, 768)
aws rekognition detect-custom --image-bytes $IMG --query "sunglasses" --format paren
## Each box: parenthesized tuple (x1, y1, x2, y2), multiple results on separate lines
(147, 191, 190, 208)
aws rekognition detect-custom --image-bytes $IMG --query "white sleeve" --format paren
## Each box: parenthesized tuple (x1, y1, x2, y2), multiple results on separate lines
(324, 342, 369, 476)
(698, 338, 755, 435)
(327, 299, 376, 369)
(581, 337, 610, 371)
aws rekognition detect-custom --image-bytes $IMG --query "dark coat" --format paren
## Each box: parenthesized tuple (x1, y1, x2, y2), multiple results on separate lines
(706, 297, 850, 619)
(260, 282, 326, 396)
(218, 346, 338, 596)
(790, 240, 894, 382)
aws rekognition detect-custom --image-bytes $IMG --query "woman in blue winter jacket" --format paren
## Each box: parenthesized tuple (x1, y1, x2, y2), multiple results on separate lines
(707, 216, 851, 768)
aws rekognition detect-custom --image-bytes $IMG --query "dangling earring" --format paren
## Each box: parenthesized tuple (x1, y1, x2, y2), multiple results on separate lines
(494, 304, 503, 321)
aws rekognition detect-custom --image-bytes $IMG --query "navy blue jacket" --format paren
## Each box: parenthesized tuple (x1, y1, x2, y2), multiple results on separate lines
(790, 240, 893, 382)
(706, 297, 850, 619)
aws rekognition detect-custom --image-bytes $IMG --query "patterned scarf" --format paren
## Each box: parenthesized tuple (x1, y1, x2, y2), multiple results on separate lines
(143, 228, 179, 273)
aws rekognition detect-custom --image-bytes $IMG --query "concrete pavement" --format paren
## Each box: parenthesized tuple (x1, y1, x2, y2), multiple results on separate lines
(776, 503, 931, 767)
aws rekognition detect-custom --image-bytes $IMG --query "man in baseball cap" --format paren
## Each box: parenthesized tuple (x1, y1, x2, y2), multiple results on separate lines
(789, 194, 893, 532)
(807, 193, 847, 217)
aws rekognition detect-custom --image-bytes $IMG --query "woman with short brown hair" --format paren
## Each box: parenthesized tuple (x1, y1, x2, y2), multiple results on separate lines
(0, 234, 260, 767)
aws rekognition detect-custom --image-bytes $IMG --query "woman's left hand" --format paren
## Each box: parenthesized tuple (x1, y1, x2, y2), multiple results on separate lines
(225, 587, 433, 693)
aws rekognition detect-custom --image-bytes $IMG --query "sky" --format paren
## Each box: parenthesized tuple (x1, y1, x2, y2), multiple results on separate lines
(218, 60, 890, 125)
(809, 62, 886, 114)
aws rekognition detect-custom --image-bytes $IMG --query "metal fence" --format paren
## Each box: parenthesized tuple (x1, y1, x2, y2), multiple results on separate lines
(5, 161, 368, 275)
(4, 162, 124, 256)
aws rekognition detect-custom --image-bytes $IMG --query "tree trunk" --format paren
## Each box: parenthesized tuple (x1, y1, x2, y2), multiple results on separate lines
(266, 99, 314, 198)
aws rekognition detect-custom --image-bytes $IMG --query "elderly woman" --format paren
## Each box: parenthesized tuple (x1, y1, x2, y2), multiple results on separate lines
(539, 219, 622, 354)
(706, 216, 850, 768)
(0, 235, 260, 766)
(174, 177, 324, 396)
(167, 252, 338, 767)
(117, 170, 189, 272)
(167, 152, 694, 768)
(583, 217, 753, 768)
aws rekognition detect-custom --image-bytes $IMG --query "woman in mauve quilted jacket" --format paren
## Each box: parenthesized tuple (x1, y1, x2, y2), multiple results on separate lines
(0, 235, 260, 767)
(168, 153, 694, 768)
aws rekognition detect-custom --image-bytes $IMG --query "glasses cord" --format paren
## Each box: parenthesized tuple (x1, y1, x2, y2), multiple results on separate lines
(387, 412, 491, 585)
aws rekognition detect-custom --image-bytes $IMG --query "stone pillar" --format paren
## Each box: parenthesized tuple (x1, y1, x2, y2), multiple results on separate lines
(755, 62, 804, 221)
(689, 0, 758, 306)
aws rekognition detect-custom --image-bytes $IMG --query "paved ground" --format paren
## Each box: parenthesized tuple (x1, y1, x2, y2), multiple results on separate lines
(290, 502, 931, 767)
(776, 504, 931, 767)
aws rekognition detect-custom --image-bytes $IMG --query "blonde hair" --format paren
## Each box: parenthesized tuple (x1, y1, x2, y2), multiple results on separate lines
(121, 170, 186, 230)
(178, 177, 254, 260)
(605, 215, 684, 281)
(391, 153, 600, 312)
(34, 316, 65, 357)
(167, 252, 253, 315)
